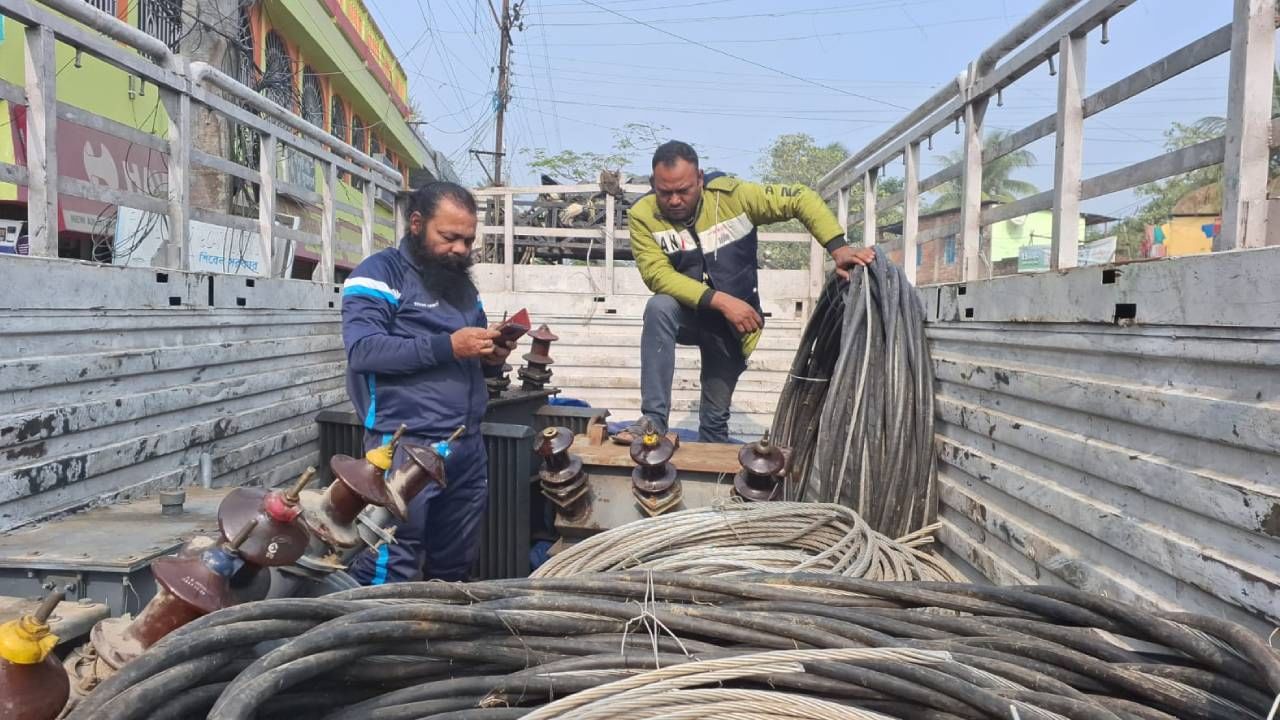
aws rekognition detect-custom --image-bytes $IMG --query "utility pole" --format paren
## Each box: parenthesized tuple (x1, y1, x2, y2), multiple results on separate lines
(488, 0, 517, 186)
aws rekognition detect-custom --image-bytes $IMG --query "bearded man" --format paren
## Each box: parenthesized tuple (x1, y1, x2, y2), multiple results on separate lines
(340, 181, 513, 584)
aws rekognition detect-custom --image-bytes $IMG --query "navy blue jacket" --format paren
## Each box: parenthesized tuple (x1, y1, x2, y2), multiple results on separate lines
(341, 237, 495, 439)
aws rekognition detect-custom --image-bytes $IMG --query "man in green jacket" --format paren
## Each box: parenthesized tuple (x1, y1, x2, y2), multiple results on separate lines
(619, 140, 872, 443)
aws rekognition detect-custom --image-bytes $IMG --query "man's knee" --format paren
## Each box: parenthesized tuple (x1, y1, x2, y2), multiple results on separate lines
(643, 294, 683, 326)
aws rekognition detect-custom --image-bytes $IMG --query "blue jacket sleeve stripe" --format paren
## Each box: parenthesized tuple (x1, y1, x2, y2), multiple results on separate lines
(371, 544, 390, 585)
(363, 375, 378, 430)
(343, 285, 400, 304)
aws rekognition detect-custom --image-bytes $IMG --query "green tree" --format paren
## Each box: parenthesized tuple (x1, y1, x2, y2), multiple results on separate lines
(523, 122, 668, 183)
(930, 130, 1038, 211)
(752, 133, 903, 268)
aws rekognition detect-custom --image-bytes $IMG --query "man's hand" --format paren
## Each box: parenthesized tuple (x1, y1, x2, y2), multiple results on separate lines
(482, 323, 519, 366)
(831, 245, 875, 280)
(710, 291, 762, 335)
(452, 327, 502, 360)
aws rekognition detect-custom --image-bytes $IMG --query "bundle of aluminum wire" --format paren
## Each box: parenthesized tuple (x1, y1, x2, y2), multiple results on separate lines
(533, 501, 962, 582)
(772, 250, 936, 538)
(69, 572, 1280, 720)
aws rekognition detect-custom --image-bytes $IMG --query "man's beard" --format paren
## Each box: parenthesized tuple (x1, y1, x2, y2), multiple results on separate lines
(406, 236, 477, 310)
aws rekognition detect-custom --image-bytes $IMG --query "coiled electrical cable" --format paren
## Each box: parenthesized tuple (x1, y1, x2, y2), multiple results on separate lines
(67, 572, 1280, 720)
(533, 502, 962, 582)
(772, 250, 936, 538)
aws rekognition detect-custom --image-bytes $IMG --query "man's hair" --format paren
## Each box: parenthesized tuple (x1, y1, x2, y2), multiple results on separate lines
(409, 181, 477, 221)
(652, 140, 699, 170)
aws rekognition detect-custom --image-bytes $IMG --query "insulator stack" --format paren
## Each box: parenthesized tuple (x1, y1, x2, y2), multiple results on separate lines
(733, 433, 789, 502)
(518, 325, 558, 390)
(486, 363, 513, 398)
(536, 426, 589, 520)
(629, 419, 681, 516)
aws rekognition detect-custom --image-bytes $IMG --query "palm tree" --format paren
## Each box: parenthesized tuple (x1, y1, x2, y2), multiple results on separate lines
(929, 130, 1037, 212)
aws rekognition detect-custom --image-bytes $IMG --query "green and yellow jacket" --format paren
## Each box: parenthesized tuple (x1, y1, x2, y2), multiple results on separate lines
(628, 174, 847, 357)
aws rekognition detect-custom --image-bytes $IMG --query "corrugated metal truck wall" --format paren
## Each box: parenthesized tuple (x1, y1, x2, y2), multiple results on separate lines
(0, 257, 345, 532)
(925, 248, 1280, 635)
(475, 422, 534, 580)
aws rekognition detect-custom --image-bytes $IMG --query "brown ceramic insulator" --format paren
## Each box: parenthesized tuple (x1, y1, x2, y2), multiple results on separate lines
(733, 470, 782, 502)
(526, 324, 559, 345)
(0, 647, 68, 720)
(521, 351, 555, 366)
(633, 480, 683, 517)
(630, 434, 676, 468)
(119, 585, 202, 651)
(536, 427, 574, 472)
(738, 434, 787, 477)
(631, 462, 678, 494)
(388, 443, 446, 505)
(328, 454, 399, 522)
(216, 488, 310, 567)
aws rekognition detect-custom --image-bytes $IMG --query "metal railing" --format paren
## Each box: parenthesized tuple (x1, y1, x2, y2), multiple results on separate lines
(0, 0, 406, 283)
(473, 183, 830, 302)
(818, 0, 1277, 285)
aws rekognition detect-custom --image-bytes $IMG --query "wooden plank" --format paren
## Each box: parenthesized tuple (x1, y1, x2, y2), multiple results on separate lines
(862, 170, 877, 247)
(0, 161, 28, 186)
(959, 78, 987, 283)
(191, 148, 261, 184)
(320, 161, 336, 284)
(1, 0, 184, 90)
(472, 183, 650, 196)
(190, 207, 259, 234)
(190, 89, 374, 184)
(1220, 0, 1275, 250)
(1051, 33, 1087, 270)
(258, 133, 277, 277)
(604, 193, 616, 294)
(572, 435, 742, 474)
(981, 191, 1053, 226)
(56, 100, 167, 154)
(0, 77, 26, 105)
(58, 176, 167, 215)
(23, 24, 56, 257)
(277, 179, 321, 206)
(160, 88, 190, 270)
(937, 435, 1278, 624)
(1081, 137, 1225, 200)
(503, 193, 515, 291)
(902, 142, 920, 285)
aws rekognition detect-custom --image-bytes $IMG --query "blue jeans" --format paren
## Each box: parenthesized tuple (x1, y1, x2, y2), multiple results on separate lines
(348, 431, 488, 584)
(640, 294, 748, 443)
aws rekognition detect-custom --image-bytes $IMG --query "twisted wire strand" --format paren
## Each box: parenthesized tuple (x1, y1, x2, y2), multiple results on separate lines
(533, 502, 964, 583)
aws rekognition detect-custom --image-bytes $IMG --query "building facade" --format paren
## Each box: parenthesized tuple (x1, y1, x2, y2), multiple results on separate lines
(0, 0, 451, 277)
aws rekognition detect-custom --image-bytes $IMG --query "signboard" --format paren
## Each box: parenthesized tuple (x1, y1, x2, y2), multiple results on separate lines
(9, 105, 170, 235)
(1017, 244, 1051, 273)
(0, 221, 26, 255)
(114, 206, 294, 276)
(1078, 236, 1117, 266)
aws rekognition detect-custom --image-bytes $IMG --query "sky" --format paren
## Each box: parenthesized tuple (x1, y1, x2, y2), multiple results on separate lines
(363, 0, 1242, 220)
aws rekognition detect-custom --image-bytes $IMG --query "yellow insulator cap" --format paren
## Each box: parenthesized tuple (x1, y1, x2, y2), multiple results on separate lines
(642, 431, 660, 448)
(365, 443, 393, 471)
(0, 616, 58, 665)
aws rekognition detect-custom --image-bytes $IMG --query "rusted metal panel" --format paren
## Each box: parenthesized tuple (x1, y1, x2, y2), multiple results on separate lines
(0, 257, 344, 532)
(925, 246, 1280, 325)
(928, 250, 1280, 635)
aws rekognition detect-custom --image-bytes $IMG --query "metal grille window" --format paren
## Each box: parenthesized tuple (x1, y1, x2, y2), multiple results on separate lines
(139, 0, 182, 49)
(330, 96, 347, 142)
(370, 133, 382, 158)
(301, 68, 324, 129)
(85, 0, 116, 13)
(351, 115, 367, 153)
(262, 31, 295, 110)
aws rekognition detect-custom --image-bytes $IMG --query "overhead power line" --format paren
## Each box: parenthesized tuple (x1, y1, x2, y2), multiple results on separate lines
(573, 0, 907, 110)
